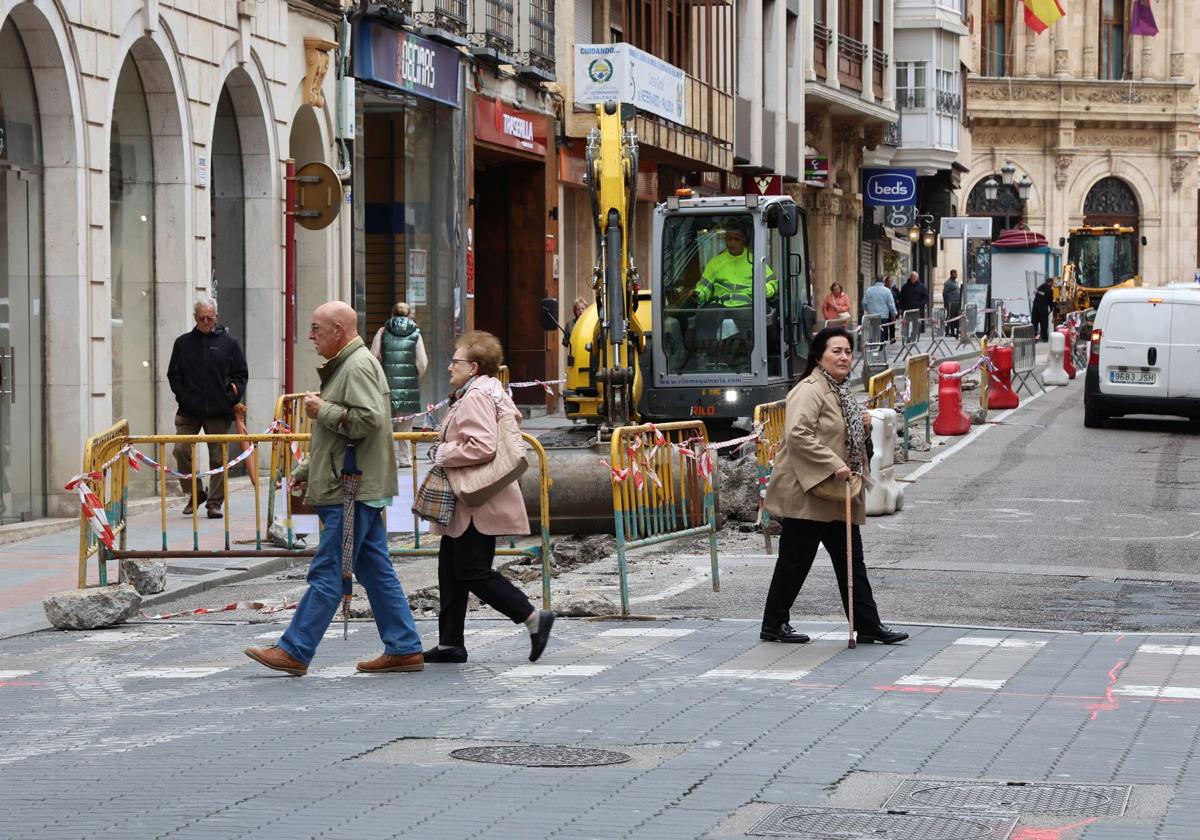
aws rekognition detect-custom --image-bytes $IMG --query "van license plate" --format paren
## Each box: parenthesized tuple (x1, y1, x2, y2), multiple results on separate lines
(1110, 370, 1156, 385)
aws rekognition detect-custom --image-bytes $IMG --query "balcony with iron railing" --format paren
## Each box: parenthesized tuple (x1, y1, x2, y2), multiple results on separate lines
(814, 23, 832, 80)
(413, 0, 470, 43)
(470, 0, 516, 62)
(935, 89, 961, 118)
(838, 35, 867, 92)
(517, 0, 555, 80)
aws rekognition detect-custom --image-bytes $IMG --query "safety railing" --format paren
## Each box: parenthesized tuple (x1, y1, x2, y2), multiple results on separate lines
(608, 421, 718, 615)
(867, 369, 896, 409)
(958, 302, 979, 347)
(928, 306, 952, 360)
(1010, 324, 1043, 396)
(74, 424, 555, 608)
(902, 354, 931, 453)
(752, 400, 786, 553)
(895, 308, 922, 362)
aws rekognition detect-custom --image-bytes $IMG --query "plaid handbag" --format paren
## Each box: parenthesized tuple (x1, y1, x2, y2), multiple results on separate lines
(413, 465, 456, 525)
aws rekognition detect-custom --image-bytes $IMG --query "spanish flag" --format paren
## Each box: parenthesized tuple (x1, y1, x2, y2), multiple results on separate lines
(1024, 0, 1065, 34)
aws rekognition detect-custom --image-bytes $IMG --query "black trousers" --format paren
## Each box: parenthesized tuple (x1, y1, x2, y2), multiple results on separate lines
(1034, 311, 1051, 342)
(437, 521, 534, 647)
(761, 517, 883, 633)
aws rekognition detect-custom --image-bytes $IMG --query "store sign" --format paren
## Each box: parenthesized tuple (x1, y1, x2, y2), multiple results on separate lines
(804, 155, 828, 186)
(574, 43, 686, 126)
(352, 18, 462, 108)
(474, 97, 549, 156)
(886, 205, 916, 229)
(862, 167, 917, 206)
(748, 174, 782, 196)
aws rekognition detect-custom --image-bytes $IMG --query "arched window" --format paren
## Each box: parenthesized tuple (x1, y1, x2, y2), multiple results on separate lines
(1083, 177, 1138, 223)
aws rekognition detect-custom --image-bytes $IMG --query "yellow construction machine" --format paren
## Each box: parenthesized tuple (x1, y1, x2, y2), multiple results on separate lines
(1056, 225, 1146, 320)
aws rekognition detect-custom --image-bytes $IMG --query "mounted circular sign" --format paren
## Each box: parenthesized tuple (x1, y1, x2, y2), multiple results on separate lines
(293, 161, 343, 231)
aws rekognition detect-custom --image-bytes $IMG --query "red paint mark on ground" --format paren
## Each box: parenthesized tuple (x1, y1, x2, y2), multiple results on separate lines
(1115, 634, 1125, 643)
(1011, 817, 1097, 839)
(0, 681, 43, 688)
(1086, 660, 1127, 720)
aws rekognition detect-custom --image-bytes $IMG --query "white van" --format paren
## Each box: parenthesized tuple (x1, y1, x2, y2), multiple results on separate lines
(1084, 284, 1200, 427)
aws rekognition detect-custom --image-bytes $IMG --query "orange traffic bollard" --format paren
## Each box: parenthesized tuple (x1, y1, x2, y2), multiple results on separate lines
(986, 344, 1020, 410)
(1058, 326, 1077, 380)
(932, 362, 972, 436)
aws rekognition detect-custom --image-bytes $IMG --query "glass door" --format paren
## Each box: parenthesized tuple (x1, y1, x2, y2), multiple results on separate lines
(0, 166, 45, 523)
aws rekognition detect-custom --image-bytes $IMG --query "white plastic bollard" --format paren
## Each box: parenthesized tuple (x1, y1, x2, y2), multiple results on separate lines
(1043, 331, 1069, 386)
(865, 408, 904, 516)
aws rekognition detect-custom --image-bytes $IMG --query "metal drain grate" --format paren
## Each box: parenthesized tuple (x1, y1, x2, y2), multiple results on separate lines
(449, 745, 631, 767)
(883, 780, 1131, 817)
(750, 807, 1017, 839)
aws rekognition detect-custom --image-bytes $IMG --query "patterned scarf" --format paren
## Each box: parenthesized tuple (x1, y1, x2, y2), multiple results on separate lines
(820, 367, 866, 474)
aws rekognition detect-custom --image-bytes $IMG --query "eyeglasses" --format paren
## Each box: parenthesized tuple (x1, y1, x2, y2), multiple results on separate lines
(450, 358, 474, 367)
(196, 315, 217, 323)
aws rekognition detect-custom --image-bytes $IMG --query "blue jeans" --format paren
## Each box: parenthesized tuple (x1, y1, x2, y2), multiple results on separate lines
(279, 502, 422, 665)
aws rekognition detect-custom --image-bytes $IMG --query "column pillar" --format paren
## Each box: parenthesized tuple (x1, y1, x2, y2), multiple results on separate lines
(861, 0, 874, 101)
(826, 0, 839, 87)
(1082, 0, 1098, 79)
(882, 0, 894, 108)
(1170, 0, 1185, 78)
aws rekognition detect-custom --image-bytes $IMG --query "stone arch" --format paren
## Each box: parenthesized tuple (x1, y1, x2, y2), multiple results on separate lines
(0, 0, 87, 517)
(107, 20, 192, 435)
(206, 46, 280, 426)
(1068, 157, 1157, 226)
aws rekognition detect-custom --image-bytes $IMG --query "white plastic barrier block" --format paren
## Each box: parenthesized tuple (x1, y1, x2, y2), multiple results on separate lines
(866, 408, 903, 516)
(1043, 331, 1069, 386)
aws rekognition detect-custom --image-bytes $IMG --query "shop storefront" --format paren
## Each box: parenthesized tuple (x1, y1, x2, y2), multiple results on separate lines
(351, 18, 466, 411)
(469, 94, 556, 403)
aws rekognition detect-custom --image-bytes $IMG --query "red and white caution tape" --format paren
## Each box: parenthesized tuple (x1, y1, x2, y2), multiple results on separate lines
(140, 599, 298, 621)
(65, 472, 116, 550)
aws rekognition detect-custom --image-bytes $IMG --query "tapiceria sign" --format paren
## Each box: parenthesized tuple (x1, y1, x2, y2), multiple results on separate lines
(475, 97, 549, 156)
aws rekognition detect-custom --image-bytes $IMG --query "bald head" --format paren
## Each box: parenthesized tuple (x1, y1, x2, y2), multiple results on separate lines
(310, 301, 360, 359)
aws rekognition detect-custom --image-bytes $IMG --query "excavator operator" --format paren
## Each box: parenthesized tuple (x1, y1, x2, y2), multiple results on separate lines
(694, 226, 777, 308)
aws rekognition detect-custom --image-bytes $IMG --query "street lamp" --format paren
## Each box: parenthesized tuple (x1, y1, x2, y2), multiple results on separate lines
(983, 176, 999, 202)
(1001, 160, 1016, 186)
(908, 225, 920, 242)
(1017, 174, 1033, 203)
(922, 227, 937, 248)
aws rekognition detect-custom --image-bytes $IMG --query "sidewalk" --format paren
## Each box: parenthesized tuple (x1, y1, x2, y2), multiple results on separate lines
(0, 616, 1194, 838)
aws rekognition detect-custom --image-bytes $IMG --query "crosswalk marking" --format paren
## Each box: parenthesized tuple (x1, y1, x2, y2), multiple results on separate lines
(0, 670, 35, 679)
(598, 628, 696, 638)
(503, 664, 608, 677)
(310, 665, 364, 679)
(896, 675, 1005, 690)
(953, 637, 1047, 649)
(254, 628, 360, 641)
(1114, 685, 1200, 700)
(700, 669, 809, 681)
(80, 631, 182, 644)
(464, 628, 524, 638)
(1138, 644, 1200, 656)
(124, 667, 229, 679)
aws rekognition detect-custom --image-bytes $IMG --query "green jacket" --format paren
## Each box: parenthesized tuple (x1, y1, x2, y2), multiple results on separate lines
(379, 316, 421, 413)
(291, 337, 399, 506)
(696, 249, 777, 306)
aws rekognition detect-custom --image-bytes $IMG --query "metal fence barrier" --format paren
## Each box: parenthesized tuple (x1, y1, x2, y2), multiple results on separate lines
(867, 369, 896, 410)
(752, 400, 786, 553)
(902, 354, 931, 454)
(928, 306, 952, 360)
(75, 424, 556, 607)
(1010, 324, 1043, 396)
(895, 308, 922, 361)
(858, 314, 888, 384)
(609, 421, 718, 615)
(958, 302, 979, 347)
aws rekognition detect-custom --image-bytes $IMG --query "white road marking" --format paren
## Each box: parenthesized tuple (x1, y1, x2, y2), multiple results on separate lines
(253, 627, 359, 641)
(463, 628, 524, 638)
(1114, 685, 1200, 700)
(79, 631, 182, 643)
(0, 670, 35, 679)
(629, 567, 714, 604)
(1138, 644, 1200, 656)
(503, 664, 609, 677)
(896, 675, 1005, 690)
(904, 390, 1048, 482)
(310, 665, 364, 679)
(700, 669, 810, 681)
(954, 638, 1047, 649)
(124, 667, 229, 679)
(598, 628, 696, 638)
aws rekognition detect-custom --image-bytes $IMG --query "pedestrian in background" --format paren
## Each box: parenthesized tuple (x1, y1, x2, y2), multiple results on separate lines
(166, 296, 248, 519)
(943, 269, 961, 337)
(821, 282, 852, 324)
(758, 326, 908, 646)
(244, 301, 424, 677)
(883, 275, 900, 342)
(563, 297, 588, 348)
(371, 302, 428, 466)
(423, 330, 555, 665)
(1032, 276, 1054, 341)
(898, 271, 929, 334)
(861, 276, 897, 340)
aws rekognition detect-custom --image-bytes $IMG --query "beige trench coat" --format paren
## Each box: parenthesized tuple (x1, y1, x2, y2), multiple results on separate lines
(762, 373, 866, 526)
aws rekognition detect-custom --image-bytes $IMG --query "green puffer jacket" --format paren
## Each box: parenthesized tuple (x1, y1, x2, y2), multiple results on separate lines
(379, 316, 422, 413)
(291, 337, 399, 506)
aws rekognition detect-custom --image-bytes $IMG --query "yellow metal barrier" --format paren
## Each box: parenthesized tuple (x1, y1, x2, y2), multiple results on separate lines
(902, 354, 931, 453)
(75, 425, 556, 608)
(867, 369, 896, 409)
(498, 365, 510, 388)
(609, 421, 718, 615)
(752, 400, 786, 553)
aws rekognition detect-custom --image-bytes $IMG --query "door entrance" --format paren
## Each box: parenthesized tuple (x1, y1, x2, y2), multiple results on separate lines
(0, 166, 45, 523)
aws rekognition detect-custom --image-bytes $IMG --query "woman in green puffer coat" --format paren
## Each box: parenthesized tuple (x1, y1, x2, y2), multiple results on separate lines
(371, 302, 428, 467)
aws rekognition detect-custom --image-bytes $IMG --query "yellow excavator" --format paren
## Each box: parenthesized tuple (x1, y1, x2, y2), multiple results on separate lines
(1056, 225, 1146, 321)
(532, 101, 814, 530)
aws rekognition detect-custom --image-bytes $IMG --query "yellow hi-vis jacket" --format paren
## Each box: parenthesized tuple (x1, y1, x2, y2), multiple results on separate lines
(695, 249, 777, 307)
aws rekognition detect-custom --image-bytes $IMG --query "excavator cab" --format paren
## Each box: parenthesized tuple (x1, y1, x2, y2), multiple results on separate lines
(644, 194, 811, 422)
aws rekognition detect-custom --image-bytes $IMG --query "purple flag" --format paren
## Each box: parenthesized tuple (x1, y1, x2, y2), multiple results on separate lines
(1131, 0, 1159, 36)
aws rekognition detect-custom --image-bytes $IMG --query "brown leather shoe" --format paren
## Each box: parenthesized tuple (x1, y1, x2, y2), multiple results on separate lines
(356, 652, 424, 673)
(244, 645, 307, 676)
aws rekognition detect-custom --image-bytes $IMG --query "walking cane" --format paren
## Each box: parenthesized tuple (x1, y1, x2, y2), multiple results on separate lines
(845, 478, 856, 649)
(339, 444, 362, 640)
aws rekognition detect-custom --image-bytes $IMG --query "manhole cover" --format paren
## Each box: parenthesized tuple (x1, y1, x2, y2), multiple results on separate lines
(449, 745, 631, 767)
(750, 807, 1016, 839)
(883, 780, 1130, 817)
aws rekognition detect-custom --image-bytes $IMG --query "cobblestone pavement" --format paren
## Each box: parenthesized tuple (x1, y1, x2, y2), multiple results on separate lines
(2, 617, 1197, 839)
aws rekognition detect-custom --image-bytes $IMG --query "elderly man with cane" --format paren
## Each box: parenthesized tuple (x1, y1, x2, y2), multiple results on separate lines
(244, 301, 423, 676)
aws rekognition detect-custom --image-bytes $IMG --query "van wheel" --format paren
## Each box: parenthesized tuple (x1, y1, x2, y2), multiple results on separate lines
(1084, 405, 1106, 428)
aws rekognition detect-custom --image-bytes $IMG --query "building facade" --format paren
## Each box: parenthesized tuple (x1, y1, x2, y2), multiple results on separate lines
(965, 1, 1198, 287)
(0, 0, 355, 521)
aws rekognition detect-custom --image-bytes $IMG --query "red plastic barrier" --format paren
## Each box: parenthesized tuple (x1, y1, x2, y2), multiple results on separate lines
(987, 345, 1020, 409)
(932, 362, 971, 436)
(1058, 326, 1077, 380)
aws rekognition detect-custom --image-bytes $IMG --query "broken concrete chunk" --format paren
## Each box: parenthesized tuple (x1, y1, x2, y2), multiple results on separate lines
(42, 584, 142, 630)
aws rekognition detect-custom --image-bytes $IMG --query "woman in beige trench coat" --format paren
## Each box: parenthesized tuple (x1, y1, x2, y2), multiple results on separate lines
(759, 326, 908, 645)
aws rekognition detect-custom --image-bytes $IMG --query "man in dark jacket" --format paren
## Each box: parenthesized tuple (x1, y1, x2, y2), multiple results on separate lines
(898, 272, 930, 335)
(1031, 277, 1054, 342)
(942, 269, 961, 336)
(167, 297, 248, 517)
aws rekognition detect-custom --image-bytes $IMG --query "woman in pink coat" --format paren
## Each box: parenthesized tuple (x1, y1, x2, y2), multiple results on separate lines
(425, 330, 554, 664)
(821, 282, 852, 323)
